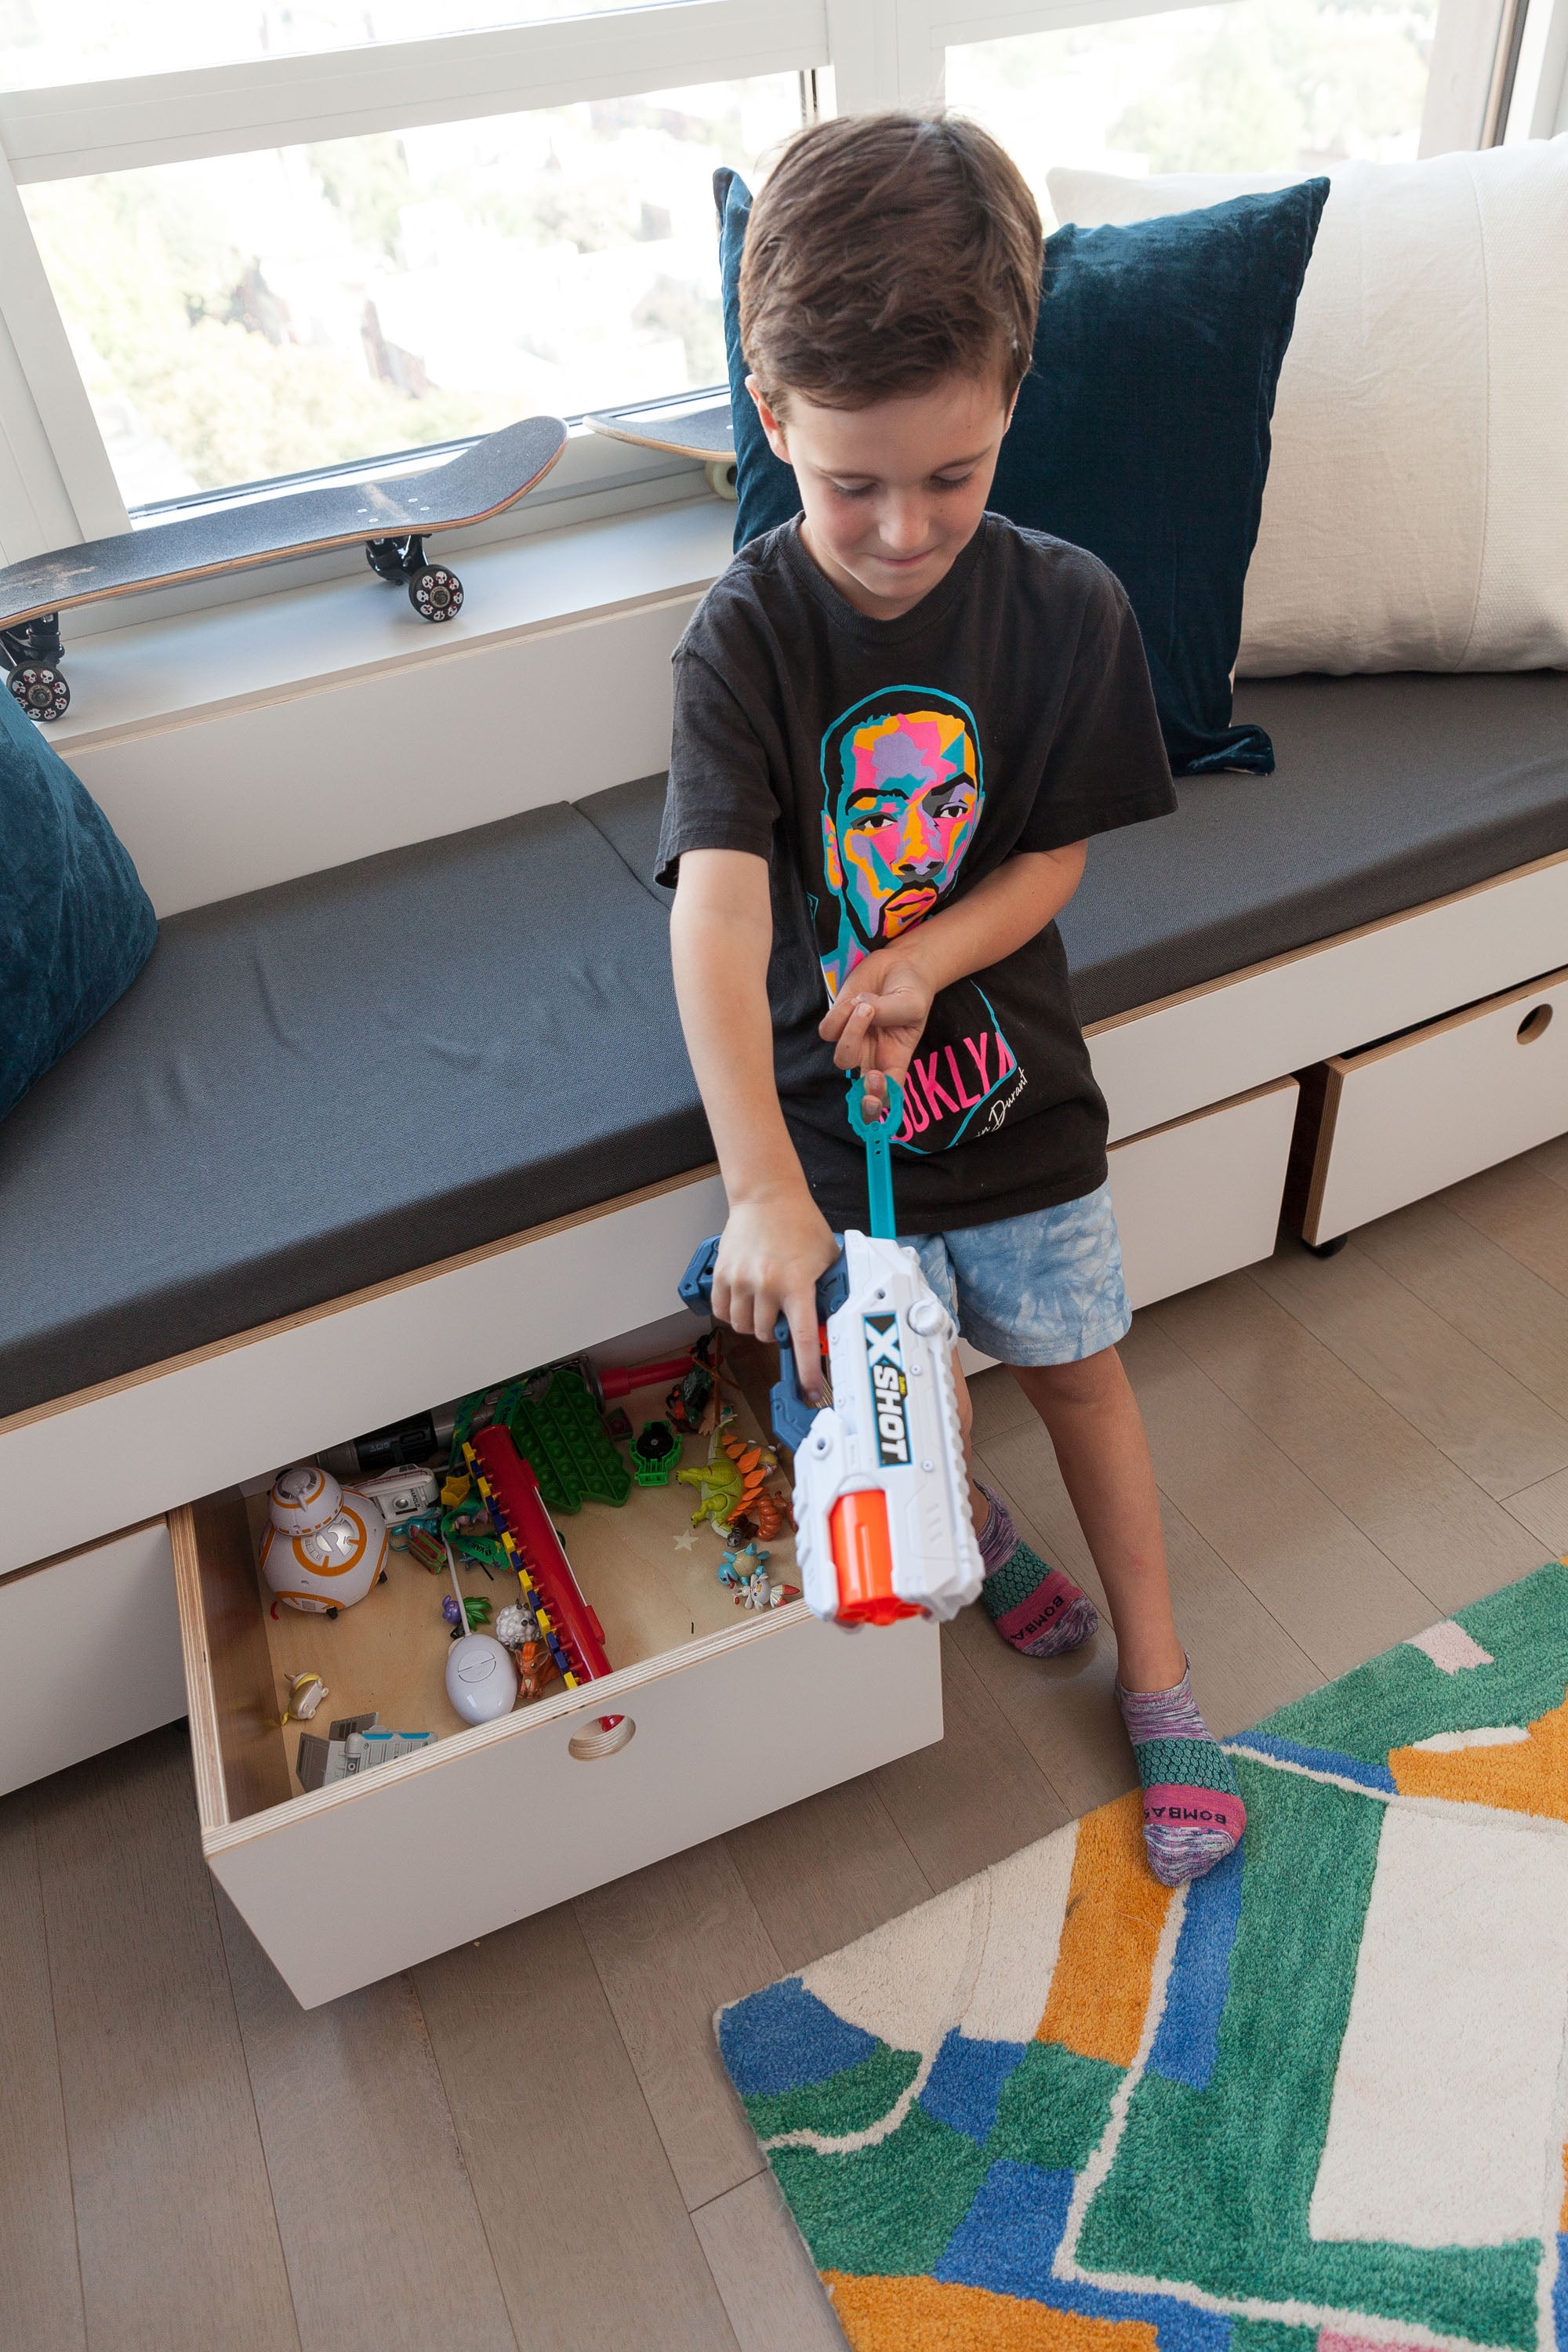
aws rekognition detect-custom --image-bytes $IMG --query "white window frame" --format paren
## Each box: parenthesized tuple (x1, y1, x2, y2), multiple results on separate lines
(0, 0, 1544, 570)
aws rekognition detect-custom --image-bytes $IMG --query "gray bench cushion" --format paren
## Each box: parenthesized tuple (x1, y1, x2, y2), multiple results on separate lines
(0, 803, 708, 1419)
(583, 676, 1568, 1025)
(4, 673, 1564, 1421)
(1061, 671, 1568, 1021)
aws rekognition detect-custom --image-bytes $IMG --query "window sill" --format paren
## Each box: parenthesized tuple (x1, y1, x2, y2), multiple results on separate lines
(63, 488, 736, 920)
(52, 490, 735, 755)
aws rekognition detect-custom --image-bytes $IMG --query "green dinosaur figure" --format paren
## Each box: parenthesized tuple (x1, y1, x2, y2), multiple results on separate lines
(677, 1455, 742, 1528)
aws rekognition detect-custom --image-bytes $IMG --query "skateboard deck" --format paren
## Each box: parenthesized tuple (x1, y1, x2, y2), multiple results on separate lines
(588, 393, 736, 499)
(0, 411, 567, 720)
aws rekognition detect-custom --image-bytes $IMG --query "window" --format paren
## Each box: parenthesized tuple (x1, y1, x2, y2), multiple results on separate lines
(0, 0, 1528, 560)
(948, 0, 1439, 194)
(21, 76, 802, 505)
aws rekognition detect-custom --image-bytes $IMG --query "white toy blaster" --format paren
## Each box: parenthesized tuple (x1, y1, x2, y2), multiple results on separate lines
(678, 1074, 982, 1628)
(790, 1226, 982, 1625)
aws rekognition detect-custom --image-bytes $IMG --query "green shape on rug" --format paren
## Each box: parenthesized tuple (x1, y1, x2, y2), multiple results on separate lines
(1075, 1759, 1540, 2347)
(1231, 2323, 1317, 2352)
(1253, 1563, 1568, 1766)
(770, 2103, 989, 2278)
(984, 2038, 1121, 2173)
(744, 2043, 920, 2143)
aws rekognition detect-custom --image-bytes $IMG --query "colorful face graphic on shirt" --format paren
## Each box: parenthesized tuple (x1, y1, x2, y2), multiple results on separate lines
(817, 688, 983, 999)
(815, 687, 1017, 1155)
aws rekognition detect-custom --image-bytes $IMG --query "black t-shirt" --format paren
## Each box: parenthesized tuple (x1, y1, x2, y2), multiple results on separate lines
(656, 514, 1175, 1232)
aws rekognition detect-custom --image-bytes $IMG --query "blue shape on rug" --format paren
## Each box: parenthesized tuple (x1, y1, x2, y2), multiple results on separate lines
(1148, 1845, 1244, 2091)
(1554, 2234, 1567, 2351)
(717, 1979, 878, 2096)
(1230, 1734, 1396, 1791)
(920, 2030, 1029, 2144)
(935, 2160, 1232, 2347)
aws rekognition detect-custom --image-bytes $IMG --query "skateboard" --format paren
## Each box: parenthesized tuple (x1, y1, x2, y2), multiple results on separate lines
(0, 412, 567, 721)
(588, 391, 737, 501)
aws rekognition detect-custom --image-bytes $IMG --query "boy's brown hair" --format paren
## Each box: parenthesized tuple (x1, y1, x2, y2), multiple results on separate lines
(739, 111, 1043, 414)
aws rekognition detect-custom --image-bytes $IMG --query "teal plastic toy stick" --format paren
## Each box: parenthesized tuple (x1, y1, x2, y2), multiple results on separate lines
(846, 1073, 905, 1240)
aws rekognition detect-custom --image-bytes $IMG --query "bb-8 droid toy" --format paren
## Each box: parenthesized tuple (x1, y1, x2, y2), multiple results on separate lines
(260, 1465, 389, 1615)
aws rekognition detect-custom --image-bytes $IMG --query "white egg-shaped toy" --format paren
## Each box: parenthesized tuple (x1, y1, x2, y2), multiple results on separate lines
(261, 1477, 388, 1614)
(267, 1463, 343, 1538)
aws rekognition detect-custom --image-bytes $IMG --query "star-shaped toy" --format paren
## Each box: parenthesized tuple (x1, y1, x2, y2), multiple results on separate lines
(672, 1528, 699, 1552)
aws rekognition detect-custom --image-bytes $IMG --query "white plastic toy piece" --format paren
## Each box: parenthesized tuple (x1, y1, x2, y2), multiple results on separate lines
(441, 1537, 518, 1724)
(791, 1230, 983, 1628)
(260, 1465, 389, 1613)
(350, 1465, 440, 1526)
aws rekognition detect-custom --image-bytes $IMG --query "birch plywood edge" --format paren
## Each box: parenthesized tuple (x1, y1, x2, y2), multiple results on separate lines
(0, 1165, 725, 1573)
(170, 1502, 230, 1835)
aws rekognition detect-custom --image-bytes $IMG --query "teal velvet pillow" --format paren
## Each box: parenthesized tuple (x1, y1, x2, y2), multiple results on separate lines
(0, 688, 156, 1121)
(715, 168, 1327, 775)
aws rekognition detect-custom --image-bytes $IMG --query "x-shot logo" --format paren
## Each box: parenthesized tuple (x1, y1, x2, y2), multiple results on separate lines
(863, 1313, 911, 1467)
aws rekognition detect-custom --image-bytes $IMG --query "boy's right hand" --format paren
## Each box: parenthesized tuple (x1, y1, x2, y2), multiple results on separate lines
(712, 1189, 839, 1402)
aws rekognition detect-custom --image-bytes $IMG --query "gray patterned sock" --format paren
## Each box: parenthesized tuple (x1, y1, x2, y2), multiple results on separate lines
(1116, 1663, 1246, 1886)
(976, 1486, 1098, 1657)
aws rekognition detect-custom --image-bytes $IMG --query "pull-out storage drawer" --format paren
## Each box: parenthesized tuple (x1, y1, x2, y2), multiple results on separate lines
(1300, 966, 1568, 1245)
(0, 1521, 186, 1798)
(1110, 1077, 1299, 1308)
(170, 1371, 941, 2009)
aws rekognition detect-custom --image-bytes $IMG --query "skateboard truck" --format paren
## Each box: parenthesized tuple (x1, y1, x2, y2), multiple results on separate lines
(1, 613, 69, 721)
(364, 532, 464, 623)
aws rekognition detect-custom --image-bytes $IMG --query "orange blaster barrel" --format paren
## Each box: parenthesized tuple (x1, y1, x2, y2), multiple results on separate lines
(827, 1490, 920, 1628)
(468, 1425, 613, 1684)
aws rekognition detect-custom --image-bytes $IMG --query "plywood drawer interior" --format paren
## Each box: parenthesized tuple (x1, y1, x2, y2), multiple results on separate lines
(169, 1352, 942, 2008)
(1301, 964, 1568, 1244)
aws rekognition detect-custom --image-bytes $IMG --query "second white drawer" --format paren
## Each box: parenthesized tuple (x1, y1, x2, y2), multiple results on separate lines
(1303, 965, 1568, 1243)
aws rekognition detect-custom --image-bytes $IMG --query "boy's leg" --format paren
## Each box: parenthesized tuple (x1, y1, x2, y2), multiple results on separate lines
(1007, 1349, 1179, 1691)
(952, 1357, 1100, 1658)
(1011, 1348, 1245, 1886)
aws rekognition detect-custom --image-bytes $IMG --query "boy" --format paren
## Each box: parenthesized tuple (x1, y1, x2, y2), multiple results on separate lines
(657, 111, 1244, 1887)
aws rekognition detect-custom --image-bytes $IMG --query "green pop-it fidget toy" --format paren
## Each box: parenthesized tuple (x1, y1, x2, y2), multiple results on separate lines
(506, 1367, 631, 1512)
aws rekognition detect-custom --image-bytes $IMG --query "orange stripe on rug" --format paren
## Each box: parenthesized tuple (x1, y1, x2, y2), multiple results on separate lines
(1388, 1692, 1568, 1820)
(1036, 1789, 1173, 2066)
(823, 2271, 1157, 2351)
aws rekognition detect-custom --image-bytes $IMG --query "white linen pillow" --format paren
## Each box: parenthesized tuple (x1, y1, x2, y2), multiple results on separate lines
(1048, 142, 1568, 676)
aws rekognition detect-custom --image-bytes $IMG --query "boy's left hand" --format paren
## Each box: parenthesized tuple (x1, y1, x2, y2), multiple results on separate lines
(818, 949, 934, 1117)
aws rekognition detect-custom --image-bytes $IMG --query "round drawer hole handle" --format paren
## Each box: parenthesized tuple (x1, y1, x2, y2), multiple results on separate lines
(568, 1713, 636, 1762)
(1517, 1004, 1554, 1044)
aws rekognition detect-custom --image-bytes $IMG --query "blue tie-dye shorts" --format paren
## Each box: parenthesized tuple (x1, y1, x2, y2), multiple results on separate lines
(900, 1180, 1131, 1367)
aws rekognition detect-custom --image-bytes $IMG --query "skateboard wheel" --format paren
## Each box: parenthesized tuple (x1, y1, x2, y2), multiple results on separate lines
(8, 663, 69, 722)
(408, 564, 463, 622)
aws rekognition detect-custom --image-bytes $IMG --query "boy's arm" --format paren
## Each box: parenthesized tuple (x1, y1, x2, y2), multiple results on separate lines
(670, 847, 838, 1396)
(821, 842, 1087, 1110)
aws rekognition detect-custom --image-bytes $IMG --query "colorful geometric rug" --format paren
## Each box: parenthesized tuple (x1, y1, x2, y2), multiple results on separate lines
(717, 1564, 1568, 2352)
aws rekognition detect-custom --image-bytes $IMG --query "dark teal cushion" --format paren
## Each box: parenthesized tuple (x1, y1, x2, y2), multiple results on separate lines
(716, 168, 1327, 776)
(0, 689, 156, 1121)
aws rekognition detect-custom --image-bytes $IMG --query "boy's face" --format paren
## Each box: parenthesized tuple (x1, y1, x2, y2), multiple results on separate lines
(750, 370, 1015, 623)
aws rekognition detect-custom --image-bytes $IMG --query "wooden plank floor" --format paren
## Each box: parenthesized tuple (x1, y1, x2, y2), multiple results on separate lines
(6, 1146, 1568, 2352)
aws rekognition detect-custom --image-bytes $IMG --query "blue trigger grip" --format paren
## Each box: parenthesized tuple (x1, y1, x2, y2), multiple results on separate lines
(678, 1234, 721, 1316)
(677, 1234, 845, 1453)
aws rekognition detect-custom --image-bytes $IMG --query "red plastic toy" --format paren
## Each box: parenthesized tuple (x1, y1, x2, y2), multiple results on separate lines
(467, 1426, 613, 1686)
